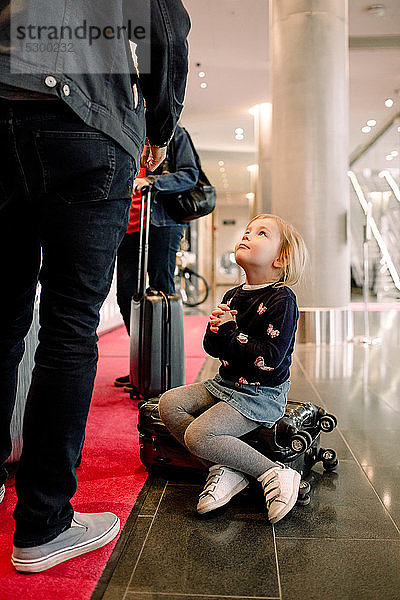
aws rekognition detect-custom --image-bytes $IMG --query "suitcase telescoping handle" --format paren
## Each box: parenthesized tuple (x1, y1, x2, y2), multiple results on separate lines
(135, 184, 152, 301)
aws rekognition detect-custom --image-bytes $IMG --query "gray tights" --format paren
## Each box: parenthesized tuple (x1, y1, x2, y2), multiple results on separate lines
(159, 382, 276, 479)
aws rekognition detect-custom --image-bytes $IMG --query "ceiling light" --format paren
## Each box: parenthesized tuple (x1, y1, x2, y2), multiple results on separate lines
(198, 71, 206, 78)
(235, 134, 244, 140)
(385, 98, 394, 107)
(362, 126, 371, 133)
(398, 127, 400, 133)
(200, 82, 207, 89)
(218, 160, 224, 166)
(367, 4, 386, 17)
(366, 119, 377, 127)
(391, 150, 398, 157)
(235, 128, 244, 135)
(247, 164, 258, 173)
(386, 154, 393, 160)
(219, 167, 225, 172)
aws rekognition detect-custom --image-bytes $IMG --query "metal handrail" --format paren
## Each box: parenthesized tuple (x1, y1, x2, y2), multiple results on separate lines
(348, 170, 400, 291)
(349, 112, 400, 167)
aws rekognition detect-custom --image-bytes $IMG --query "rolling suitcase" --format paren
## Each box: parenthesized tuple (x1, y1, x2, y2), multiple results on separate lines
(138, 396, 338, 494)
(138, 397, 205, 471)
(129, 186, 185, 400)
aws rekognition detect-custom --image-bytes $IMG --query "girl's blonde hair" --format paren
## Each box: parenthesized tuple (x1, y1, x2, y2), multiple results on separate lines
(248, 214, 308, 288)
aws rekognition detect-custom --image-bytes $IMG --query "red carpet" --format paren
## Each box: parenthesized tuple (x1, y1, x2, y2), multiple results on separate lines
(0, 315, 208, 600)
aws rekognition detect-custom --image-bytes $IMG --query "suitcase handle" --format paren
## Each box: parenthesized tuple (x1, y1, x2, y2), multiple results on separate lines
(135, 185, 152, 301)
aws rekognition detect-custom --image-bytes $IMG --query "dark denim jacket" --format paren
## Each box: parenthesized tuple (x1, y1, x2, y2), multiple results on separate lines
(149, 125, 199, 226)
(0, 0, 190, 171)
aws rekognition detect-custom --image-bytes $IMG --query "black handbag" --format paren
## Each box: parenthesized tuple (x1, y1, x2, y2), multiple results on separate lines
(164, 128, 216, 223)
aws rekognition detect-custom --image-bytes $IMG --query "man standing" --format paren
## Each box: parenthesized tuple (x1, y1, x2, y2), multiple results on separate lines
(0, 0, 190, 572)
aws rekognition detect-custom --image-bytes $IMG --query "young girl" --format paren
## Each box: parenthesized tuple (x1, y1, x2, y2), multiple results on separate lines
(159, 214, 308, 524)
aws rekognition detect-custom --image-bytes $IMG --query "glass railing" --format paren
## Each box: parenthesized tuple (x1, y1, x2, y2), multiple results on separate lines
(348, 114, 400, 302)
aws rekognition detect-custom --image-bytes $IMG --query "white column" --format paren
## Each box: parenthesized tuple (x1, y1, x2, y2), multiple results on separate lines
(251, 103, 272, 214)
(270, 0, 350, 308)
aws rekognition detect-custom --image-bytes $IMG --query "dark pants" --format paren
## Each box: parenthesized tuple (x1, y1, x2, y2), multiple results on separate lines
(116, 224, 185, 333)
(0, 99, 135, 547)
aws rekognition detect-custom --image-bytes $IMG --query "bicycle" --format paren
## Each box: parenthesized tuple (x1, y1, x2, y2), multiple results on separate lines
(174, 251, 209, 307)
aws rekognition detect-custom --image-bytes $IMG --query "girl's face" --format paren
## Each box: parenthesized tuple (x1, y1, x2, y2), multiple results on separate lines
(234, 217, 283, 273)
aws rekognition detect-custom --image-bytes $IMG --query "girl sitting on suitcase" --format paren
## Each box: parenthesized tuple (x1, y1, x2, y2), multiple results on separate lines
(159, 213, 308, 524)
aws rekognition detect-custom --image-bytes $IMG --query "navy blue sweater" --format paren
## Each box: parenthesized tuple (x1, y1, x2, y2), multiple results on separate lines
(203, 284, 299, 387)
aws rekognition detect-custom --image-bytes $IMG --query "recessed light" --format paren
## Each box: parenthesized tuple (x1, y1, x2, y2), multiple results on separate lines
(366, 119, 377, 127)
(385, 98, 394, 107)
(386, 154, 394, 160)
(218, 160, 224, 166)
(367, 4, 386, 17)
(198, 71, 206, 78)
(362, 126, 371, 133)
(219, 167, 225, 172)
(391, 150, 398, 157)
(200, 82, 207, 89)
(235, 134, 244, 140)
(235, 127, 244, 135)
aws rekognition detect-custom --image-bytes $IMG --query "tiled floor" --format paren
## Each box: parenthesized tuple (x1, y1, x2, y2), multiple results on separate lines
(93, 310, 400, 600)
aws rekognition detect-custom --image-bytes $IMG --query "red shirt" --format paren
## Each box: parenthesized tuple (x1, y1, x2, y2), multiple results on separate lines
(126, 166, 146, 234)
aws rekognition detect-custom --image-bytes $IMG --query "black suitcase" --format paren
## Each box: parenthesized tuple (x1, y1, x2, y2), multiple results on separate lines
(138, 396, 338, 491)
(129, 186, 185, 399)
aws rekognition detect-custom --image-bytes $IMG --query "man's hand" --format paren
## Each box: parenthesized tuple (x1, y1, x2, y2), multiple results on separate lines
(133, 177, 151, 195)
(209, 304, 237, 333)
(141, 144, 167, 172)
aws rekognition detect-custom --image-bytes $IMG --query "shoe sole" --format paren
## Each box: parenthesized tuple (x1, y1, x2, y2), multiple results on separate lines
(0, 485, 5, 504)
(197, 479, 249, 514)
(269, 471, 301, 524)
(11, 516, 120, 573)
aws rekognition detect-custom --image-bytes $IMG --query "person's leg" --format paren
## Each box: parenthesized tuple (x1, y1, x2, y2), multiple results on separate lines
(147, 224, 186, 294)
(159, 383, 218, 447)
(0, 103, 42, 490)
(7, 100, 135, 548)
(116, 232, 140, 334)
(116, 223, 185, 333)
(183, 401, 276, 479)
(184, 400, 301, 522)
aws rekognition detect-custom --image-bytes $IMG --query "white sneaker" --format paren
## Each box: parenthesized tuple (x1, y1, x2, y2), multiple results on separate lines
(257, 464, 301, 524)
(0, 484, 5, 504)
(197, 465, 249, 514)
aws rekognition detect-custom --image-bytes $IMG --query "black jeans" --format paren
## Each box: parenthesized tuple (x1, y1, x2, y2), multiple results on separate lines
(116, 224, 185, 333)
(0, 99, 135, 547)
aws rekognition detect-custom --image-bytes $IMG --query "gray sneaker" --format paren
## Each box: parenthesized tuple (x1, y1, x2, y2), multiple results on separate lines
(11, 511, 120, 573)
(0, 484, 5, 504)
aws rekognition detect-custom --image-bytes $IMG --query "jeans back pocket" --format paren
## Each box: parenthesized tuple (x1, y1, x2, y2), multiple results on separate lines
(34, 130, 116, 204)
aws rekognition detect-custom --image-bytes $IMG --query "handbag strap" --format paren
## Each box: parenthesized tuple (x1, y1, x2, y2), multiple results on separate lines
(181, 127, 212, 186)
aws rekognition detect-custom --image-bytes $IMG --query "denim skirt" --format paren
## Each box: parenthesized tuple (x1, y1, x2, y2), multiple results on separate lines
(203, 374, 291, 426)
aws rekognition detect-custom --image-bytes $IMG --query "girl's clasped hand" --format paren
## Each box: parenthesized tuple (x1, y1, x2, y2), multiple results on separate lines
(209, 303, 238, 333)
